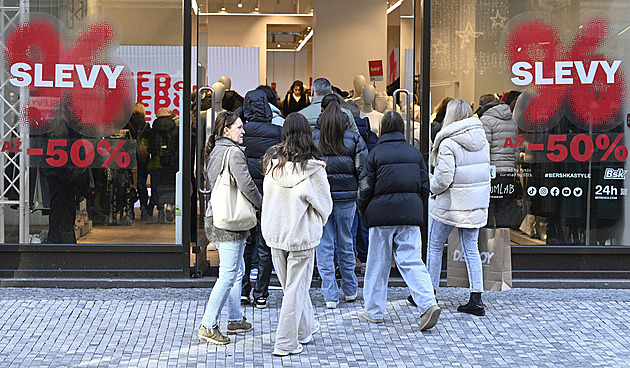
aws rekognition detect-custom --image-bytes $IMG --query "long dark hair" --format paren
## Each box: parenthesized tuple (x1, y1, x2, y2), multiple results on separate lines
(263, 113, 321, 177)
(256, 85, 279, 109)
(318, 98, 347, 156)
(288, 80, 304, 95)
(204, 110, 239, 164)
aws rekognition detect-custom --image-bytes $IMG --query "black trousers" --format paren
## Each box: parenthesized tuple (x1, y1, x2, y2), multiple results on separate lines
(242, 220, 273, 299)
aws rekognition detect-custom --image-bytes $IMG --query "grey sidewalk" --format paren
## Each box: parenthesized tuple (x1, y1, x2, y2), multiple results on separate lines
(0, 287, 628, 367)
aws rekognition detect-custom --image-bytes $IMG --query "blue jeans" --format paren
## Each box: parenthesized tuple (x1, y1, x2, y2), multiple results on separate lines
(427, 220, 483, 293)
(201, 239, 246, 328)
(316, 200, 358, 302)
(352, 210, 369, 263)
(364, 225, 437, 318)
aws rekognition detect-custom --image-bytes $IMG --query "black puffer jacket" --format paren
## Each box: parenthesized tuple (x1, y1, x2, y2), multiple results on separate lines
(312, 124, 367, 201)
(354, 116, 378, 152)
(358, 131, 429, 228)
(242, 89, 282, 193)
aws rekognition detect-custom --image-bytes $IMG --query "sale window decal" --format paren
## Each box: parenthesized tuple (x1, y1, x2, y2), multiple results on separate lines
(4, 13, 136, 138)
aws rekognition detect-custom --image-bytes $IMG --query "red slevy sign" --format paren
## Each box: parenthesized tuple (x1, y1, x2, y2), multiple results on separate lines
(4, 13, 135, 138)
(503, 14, 627, 132)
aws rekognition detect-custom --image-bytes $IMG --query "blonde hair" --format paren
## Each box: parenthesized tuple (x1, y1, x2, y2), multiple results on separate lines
(133, 102, 146, 116)
(442, 99, 473, 127)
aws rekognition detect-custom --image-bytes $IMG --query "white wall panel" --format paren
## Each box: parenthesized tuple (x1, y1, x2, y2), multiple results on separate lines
(207, 46, 259, 96)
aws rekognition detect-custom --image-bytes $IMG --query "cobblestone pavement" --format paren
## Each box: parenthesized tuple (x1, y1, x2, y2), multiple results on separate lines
(0, 287, 628, 367)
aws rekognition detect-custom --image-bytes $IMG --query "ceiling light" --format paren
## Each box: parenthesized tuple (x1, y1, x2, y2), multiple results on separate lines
(221, 6, 226, 10)
(277, 43, 281, 48)
(296, 29, 313, 52)
(191, 0, 198, 15)
(237, 1, 243, 8)
(386, 0, 404, 14)
(255, 7, 259, 11)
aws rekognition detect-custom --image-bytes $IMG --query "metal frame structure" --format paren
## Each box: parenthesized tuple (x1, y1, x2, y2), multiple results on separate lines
(0, 0, 28, 243)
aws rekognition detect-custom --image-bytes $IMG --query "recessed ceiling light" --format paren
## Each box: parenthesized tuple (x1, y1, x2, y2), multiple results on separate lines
(277, 43, 281, 48)
(237, 2, 242, 8)
(255, 7, 259, 11)
(221, 6, 225, 10)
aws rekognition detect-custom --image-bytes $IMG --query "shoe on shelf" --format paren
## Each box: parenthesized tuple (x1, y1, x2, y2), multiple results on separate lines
(406, 295, 417, 307)
(345, 293, 358, 302)
(254, 297, 268, 309)
(227, 317, 253, 335)
(272, 344, 303, 356)
(457, 292, 485, 316)
(325, 301, 337, 309)
(241, 295, 251, 305)
(298, 322, 320, 345)
(419, 305, 441, 331)
(362, 311, 383, 324)
(198, 325, 230, 345)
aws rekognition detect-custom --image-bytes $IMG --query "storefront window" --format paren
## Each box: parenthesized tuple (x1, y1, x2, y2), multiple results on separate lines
(431, 0, 629, 246)
(1, 0, 184, 244)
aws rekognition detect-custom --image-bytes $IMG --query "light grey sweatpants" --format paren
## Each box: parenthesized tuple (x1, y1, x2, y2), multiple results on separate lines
(271, 247, 317, 352)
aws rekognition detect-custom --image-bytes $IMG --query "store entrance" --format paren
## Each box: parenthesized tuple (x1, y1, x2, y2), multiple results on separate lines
(191, 0, 421, 276)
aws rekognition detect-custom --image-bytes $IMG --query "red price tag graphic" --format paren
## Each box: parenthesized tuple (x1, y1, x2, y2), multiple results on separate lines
(26, 138, 136, 169)
(368, 60, 384, 82)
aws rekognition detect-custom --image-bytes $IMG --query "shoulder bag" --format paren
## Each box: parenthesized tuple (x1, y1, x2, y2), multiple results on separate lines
(211, 147, 257, 231)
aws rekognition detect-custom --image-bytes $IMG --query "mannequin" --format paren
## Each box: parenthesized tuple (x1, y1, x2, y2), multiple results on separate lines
(351, 75, 367, 110)
(218, 75, 231, 90)
(360, 84, 384, 134)
(219, 75, 243, 111)
(205, 81, 226, 138)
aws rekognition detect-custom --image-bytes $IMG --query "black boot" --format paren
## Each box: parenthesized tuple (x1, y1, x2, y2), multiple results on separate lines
(457, 292, 485, 316)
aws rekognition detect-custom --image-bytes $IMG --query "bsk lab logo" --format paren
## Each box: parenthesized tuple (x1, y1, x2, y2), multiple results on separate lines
(527, 186, 537, 196)
(539, 187, 549, 196)
(604, 168, 627, 180)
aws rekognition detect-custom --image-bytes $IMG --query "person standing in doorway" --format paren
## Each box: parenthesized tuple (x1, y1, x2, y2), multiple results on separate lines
(261, 113, 332, 356)
(283, 80, 310, 117)
(427, 99, 490, 316)
(358, 111, 440, 331)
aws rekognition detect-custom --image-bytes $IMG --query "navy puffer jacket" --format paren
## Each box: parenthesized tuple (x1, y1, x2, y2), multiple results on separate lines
(242, 90, 282, 193)
(312, 124, 367, 201)
(357, 131, 429, 228)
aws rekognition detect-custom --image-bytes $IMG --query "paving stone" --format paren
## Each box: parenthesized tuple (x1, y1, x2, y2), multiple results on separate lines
(0, 287, 628, 367)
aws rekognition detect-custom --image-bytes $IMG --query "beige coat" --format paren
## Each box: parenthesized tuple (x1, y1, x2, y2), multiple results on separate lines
(261, 159, 332, 252)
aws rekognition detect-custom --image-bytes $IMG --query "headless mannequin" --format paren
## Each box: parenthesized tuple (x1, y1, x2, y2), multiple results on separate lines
(206, 81, 226, 138)
(360, 84, 383, 134)
(351, 75, 367, 110)
(219, 76, 232, 90)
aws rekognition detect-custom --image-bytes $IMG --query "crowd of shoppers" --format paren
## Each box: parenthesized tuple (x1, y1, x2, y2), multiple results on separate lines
(198, 79, 493, 355)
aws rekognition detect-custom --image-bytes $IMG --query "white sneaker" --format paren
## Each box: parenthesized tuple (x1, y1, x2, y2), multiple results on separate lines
(298, 322, 320, 344)
(325, 301, 337, 309)
(272, 343, 303, 356)
(345, 293, 358, 302)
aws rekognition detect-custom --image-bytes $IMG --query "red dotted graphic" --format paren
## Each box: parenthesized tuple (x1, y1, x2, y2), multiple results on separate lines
(4, 13, 135, 137)
(504, 15, 627, 132)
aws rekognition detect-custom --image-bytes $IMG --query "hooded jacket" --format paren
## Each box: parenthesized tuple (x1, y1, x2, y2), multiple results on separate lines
(269, 103, 285, 127)
(354, 116, 378, 151)
(261, 159, 333, 252)
(357, 131, 429, 228)
(242, 90, 283, 194)
(205, 137, 262, 242)
(478, 101, 519, 173)
(312, 124, 367, 201)
(429, 117, 490, 228)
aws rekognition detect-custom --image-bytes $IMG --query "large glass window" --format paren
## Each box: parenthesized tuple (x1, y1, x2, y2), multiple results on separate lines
(431, 0, 630, 246)
(1, 0, 184, 244)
